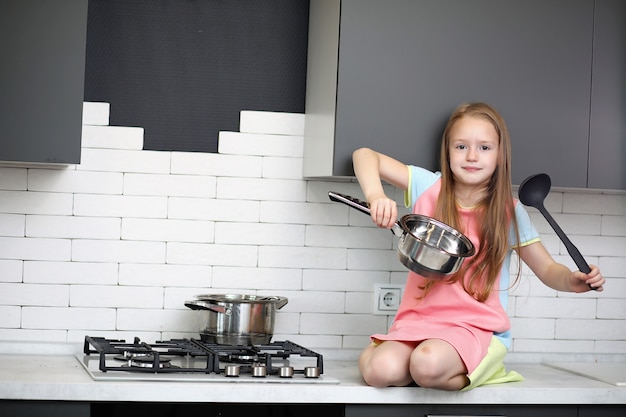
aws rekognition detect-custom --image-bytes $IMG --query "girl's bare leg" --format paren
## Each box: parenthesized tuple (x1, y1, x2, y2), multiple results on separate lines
(358, 341, 417, 387)
(409, 339, 469, 390)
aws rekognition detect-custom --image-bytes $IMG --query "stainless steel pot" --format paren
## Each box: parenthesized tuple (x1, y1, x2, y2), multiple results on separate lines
(328, 191, 475, 279)
(184, 294, 288, 345)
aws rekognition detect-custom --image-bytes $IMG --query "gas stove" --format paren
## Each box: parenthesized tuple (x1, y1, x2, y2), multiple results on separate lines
(77, 336, 339, 384)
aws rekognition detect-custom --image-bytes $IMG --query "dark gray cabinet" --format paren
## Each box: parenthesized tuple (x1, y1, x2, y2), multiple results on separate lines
(0, 0, 88, 165)
(304, 0, 625, 190)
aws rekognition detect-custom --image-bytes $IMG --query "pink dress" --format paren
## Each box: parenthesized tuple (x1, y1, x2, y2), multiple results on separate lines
(371, 169, 538, 374)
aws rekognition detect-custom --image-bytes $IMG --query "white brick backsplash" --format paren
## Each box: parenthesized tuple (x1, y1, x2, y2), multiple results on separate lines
(212, 267, 301, 290)
(78, 148, 170, 173)
(262, 156, 304, 179)
(28, 168, 123, 194)
(239, 110, 305, 136)
(168, 197, 260, 222)
(171, 152, 262, 177)
(217, 177, 307, 201)
(0, 260, 23, 283)
(0, 306, 20, 327)
(166, 242, 258, 267)
(215, 222, 304, 246)
(258, 246, 346, 269)
(0, 190, 73, 215)
(0, 167, 27, 190)
(74, 194, 168, 218)
(116, 308, 197, 332)
(0, 214, 25, 237)
(218, 131, 304, 158)
(0, 106, 623, 354)
(82, 102, 110, 126)
(0, 237, 70, 261)
(0, 283, 69, 306)
(23, 261, 118, 285)
(72, 240, 166, 264)
(124, 173, 216, 197)
(70, 285, 163, 308)
(119, 263, 211, 287)
(22, 307, 116, 330)
(26, 215, 121, 239)
(122, 218, 214, 243)
(81, 125, 144, 150)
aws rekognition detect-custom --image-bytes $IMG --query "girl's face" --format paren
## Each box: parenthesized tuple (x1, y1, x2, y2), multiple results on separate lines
(448, 116, 500, 189)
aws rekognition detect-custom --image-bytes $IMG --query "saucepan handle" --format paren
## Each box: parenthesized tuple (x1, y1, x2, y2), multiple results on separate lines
(328, 191, 403, 236)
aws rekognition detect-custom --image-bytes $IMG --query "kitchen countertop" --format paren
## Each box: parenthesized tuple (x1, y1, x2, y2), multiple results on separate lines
(0, 343, 625, 405)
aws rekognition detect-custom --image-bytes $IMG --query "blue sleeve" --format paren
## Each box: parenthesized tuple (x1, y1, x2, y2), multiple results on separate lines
(404, 165, 441, 208)
(510, 201, 541, 247)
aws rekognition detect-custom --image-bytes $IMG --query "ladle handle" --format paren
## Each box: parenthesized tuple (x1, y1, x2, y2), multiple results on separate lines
(537, 205, 596, 289)
(328, 191, 402, 236)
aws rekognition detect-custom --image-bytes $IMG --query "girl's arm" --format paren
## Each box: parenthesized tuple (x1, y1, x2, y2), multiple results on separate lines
(352, 148, 409, 229)
(517, 241, 605, 292)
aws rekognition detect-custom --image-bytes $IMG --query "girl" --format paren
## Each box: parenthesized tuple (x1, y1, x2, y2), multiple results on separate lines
(352, 102, 605, 391)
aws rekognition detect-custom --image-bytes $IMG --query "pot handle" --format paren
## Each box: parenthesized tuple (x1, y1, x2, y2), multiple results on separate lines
(328, 191, 403, 236)
(184, 300, 232, 315)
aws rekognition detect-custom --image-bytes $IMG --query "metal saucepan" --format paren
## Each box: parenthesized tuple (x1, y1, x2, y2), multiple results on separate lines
(184, 294, 288, 345)
(328, 191, 475, 279)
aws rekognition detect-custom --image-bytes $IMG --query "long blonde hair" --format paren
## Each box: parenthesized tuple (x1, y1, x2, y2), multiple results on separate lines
(427, 102, 521, 302)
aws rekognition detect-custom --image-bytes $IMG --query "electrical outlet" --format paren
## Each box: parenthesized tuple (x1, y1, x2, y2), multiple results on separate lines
(373, 284, 403, 315)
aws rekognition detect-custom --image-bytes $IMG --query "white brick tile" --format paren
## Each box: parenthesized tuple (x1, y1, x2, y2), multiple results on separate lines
(171, 152, 262, 177)
(345, 291, 373, 314)
(119, 263, 211, 288)
(81, 125, 144, 150)
(514, 297, 596, 319)
(26, 215, 121, 239)
(116, 308, 197, 332)
(0, 282, 69, 306)
(74, 194, 167, 218)
(0, 260, 22, 283)
(0, 190, 73, 215)
(564, 193, 626, 215)
(595, 340, 626, 353)
(164, 287, 214, 309)
(509, 317, 555, 339)
(273, 334, 343, 349)
(273, 290, 344, 313)
(72, 239, 166, 264)
(123, 173, 216, 197)
(0, 329, 68, 342)
(67, 330, 161, 344)
(0, 214, 25, 236)
(556, 318, 626, 340)
(305, 225, 392, 249)
(22, 307, 116, 330)
(215, 222, 304, 246)
(571, 235, 625, 258)
(598, 257, 626, 278)
(0, 167, 27, 190)
(0, 237, 70, 261)
(602, 214, 626, 236)
(78, 148, 170, 173)
(272, 311, 301, 334)
(347, 249, 402, 272)
(343, 335, 373, 349)
(260, 201, 347, 225)
(239, 111, 305, 136)
(70, 285, 163, 308)
(303, 269, 389, 291)
(300, 313, 388, 336)
(121, 218, 214, 243)
(23, 261, 118, 285)
(219, 131, 304, 158)
(168, 197, 260, 222)
(258, 246, 346, 269)
(28, 169, 123, 194)
(512, 338, 595, 353)
(0, 306, 20, 327)
(549, 213, 602, 235)
(212, 267, 301, 290)
(262, 156, 303, 179)
(217, 177, 307, 202)
(166, 242, 258, 267)
(82, 102, 110, 126)
(597, 298, 626, 319)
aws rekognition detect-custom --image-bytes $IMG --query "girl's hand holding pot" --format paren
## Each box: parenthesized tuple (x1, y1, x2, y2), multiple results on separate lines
(368, 196, 398, 229)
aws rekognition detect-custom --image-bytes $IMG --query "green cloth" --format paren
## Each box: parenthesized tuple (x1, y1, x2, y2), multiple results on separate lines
(462, 336, 524, 391)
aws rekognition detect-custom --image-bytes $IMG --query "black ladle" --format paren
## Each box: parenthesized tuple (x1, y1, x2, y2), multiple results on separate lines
(518, 173, 596, 290)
